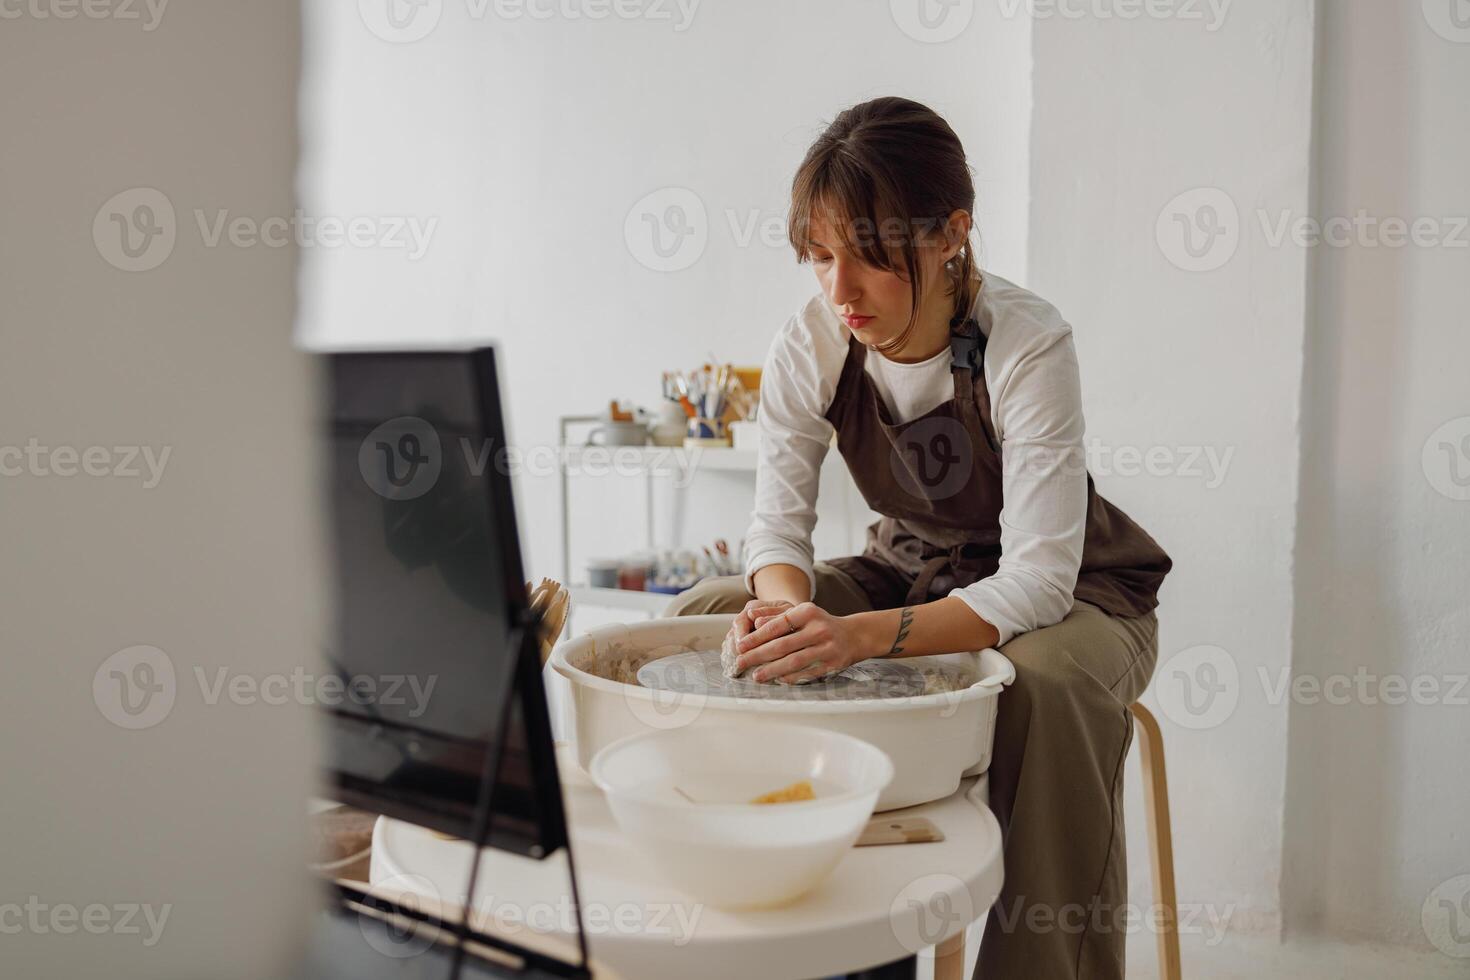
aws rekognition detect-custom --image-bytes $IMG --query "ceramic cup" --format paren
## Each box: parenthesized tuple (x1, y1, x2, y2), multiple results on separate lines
(586, 559, 620, 589)
(586, 421, 649, 447)
(650, 402, 688, 447)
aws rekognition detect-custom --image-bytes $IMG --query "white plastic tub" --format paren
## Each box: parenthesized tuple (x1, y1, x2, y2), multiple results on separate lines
(550, 614, 1015, 812)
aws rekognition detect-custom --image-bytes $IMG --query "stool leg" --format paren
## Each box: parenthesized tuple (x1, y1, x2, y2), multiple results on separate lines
(1131, 702, 1182, 980)
(933, 931, 964, 980)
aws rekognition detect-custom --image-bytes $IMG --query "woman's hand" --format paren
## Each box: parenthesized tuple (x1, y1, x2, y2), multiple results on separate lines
(729, 598, 797, 645)
(735, 602, 875, 684)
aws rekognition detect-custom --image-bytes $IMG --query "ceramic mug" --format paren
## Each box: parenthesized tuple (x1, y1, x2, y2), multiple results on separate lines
(650, 402, 688, 447)
(586, 421, 649, 447)
(586, 559, 620, 589)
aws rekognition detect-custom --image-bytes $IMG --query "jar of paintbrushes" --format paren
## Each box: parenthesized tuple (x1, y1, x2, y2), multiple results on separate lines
(662, 363, 759, 448)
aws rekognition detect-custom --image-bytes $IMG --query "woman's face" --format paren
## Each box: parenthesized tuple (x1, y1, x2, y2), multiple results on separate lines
(805, 209, 967, 352)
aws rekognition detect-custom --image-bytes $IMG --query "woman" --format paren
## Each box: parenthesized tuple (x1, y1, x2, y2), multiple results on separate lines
(665, 96, 1172, 979)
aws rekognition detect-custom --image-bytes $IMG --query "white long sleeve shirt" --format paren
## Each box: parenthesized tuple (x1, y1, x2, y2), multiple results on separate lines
(741, 272, 1088, 647)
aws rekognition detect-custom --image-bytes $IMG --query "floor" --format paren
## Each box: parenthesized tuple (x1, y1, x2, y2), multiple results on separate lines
(912, 920, 1468, 979)
(1126, 931, 1467, 979)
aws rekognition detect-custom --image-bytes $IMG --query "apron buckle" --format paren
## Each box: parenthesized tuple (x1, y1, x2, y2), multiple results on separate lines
(949, 317, 982, 375)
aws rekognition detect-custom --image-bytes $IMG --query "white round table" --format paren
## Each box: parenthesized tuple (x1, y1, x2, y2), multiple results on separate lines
(371, 742, 1003, 979)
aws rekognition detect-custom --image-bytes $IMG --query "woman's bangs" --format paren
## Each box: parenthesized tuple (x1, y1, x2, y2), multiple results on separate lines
(793, 180, 908, 275)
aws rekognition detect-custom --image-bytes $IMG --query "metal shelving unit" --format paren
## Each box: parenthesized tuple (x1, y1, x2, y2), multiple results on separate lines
(557, 414, 758, 622)
(565, 585, 673, 615)
(559, 444, 759, 473)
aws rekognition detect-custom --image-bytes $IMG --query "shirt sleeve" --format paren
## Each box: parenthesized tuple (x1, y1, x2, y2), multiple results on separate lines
(948, 329, 1087, 647)
(741, 312, 840, 602)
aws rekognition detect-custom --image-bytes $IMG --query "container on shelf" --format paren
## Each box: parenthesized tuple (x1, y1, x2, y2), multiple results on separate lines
(617, 562, 650, 591)
(586, 421, 649, 447)
(684, 415, 728, 446)
(646, 549, 705, 594)
(586, 559, 620, 589)
(728, 419, 759, 452)
(650, 402, 687, 447)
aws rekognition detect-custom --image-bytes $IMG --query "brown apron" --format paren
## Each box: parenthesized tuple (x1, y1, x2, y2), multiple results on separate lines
(822, 291, 1173, 618)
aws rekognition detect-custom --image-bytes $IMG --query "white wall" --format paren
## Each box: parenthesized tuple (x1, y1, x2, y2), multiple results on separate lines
(0, 3, 320, 977)
(1282, 0, 1470, 951)
(296, 0, 1033, 601)
(1027, 0, 1316, 937)
(1030, 0, 1470, 958)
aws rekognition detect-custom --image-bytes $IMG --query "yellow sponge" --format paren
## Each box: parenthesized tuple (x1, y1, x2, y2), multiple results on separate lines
(750, 780, 816, 805)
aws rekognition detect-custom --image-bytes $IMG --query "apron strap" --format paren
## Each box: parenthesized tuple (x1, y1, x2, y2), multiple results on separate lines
(948, 315, 1000, 453)
(905, 539, 1001, 605)
(905, 554, 952, 607)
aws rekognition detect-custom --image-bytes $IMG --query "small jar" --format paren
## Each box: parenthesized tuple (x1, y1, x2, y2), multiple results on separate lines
(617, 562, 649, 591)
(585, 559, 619, 589)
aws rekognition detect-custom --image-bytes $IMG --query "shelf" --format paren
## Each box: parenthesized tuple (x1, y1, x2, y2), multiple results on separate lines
(558, 413, 759, 624)
(559, 445, 758, 474)
(567, 585, 676, 614)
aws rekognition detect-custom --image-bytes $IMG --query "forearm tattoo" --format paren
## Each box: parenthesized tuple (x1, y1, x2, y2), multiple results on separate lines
(886, 607, 914, 658)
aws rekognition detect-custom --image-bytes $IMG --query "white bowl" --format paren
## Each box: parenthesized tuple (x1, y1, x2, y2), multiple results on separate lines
(588, 722, 894, 910)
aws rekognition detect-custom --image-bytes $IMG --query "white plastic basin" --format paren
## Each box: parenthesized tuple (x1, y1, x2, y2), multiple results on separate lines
(551, 614, 1015, 811)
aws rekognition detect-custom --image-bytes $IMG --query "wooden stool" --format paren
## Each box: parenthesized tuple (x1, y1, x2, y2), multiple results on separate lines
(932, 702, 1181, 980)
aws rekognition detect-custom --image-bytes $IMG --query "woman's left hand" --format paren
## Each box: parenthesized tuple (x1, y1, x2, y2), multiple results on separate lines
(734, 602, 873, 684)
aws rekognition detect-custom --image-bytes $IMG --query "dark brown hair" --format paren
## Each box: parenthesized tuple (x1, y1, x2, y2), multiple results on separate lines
(788, 97, 978, 355)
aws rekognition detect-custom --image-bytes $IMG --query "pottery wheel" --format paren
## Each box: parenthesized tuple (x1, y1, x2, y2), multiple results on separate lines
(636, 648, 928, 701)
